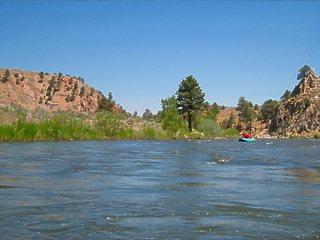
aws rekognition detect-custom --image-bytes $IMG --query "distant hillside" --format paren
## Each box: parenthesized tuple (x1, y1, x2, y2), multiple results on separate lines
(269, 69, 320, 138)
(0, 68, 122, 113)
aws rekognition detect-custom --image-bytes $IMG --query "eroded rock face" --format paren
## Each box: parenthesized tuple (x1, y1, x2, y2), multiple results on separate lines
(270, 69, 320, 138)
(0, 68, 124, 114)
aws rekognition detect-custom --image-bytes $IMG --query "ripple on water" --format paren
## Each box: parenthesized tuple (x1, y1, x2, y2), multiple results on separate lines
(0, 139, 319, 239)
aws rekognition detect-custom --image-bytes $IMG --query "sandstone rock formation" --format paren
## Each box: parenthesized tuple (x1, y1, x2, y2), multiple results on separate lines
(270, 69, 320, 138)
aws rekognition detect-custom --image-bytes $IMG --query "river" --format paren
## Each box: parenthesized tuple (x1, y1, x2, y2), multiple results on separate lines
(0, 139, 319, 239)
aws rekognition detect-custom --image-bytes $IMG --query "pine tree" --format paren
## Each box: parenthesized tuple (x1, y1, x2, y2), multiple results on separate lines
(226, 112, 236, 128)
(297, 65, 311, 81)
(97, 95, 114, 111)
(280, 89, 292, 101)
(79, 86, 85, 97)
(2, 69, 10, 82)
(38, 71, 45, 82)
(176, 75, 205, 132)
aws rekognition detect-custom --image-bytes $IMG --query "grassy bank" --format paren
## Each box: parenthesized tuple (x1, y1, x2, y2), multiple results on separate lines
(0, 105, 239, 141)
(0, 106, 169, 141)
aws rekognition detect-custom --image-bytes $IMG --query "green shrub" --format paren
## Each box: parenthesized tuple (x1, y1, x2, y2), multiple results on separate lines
(289, 135, 299, 139)
(223, 128, 239, 138)
(314, 134, 320, 139)
(196, 119, 223, 138)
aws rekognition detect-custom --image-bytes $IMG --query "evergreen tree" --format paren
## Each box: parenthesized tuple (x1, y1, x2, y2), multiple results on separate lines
(205, 102, 219, 121)
(79, 86, 85, 97)
(38, 71, 45, 82)
(259, 99, 278, 123)
(90, 87, 95, 96)
(78, 76, 85, 83)
(58, 72, 63, 81)
(239, 101, 256, 132)
(108, 92, 114, 103)
(142, 108, 153, 120)
(236, 96, 246, 111)
(2, 69, 10, 82)
(297, 65, 311, 81)
(237, 96, 253, 112)
(48, 76, 56, 91)
(226, 112, 236, 128)
(97, 95, 114, 111)
(280, 89, 292, 101)
(133, 111, 139, 117)
(176, 75, 205, 132)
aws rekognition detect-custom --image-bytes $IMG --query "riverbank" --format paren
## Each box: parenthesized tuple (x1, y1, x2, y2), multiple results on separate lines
(0, 106, 240, 141)
(1, 105, 318, 142)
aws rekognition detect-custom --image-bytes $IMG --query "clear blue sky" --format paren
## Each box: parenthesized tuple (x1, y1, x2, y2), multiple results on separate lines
(1, 1, 319, 115)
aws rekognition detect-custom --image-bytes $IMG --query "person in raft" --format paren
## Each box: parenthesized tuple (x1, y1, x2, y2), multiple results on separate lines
(241, 133, 253, 139)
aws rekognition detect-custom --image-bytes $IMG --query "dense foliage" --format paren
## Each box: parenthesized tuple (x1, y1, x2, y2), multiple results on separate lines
(258, 99, 278, 123)
(176, 75, 205, 132)
(237, 96, 257, 131)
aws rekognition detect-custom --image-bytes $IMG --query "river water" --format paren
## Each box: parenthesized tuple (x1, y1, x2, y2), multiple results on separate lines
(0, 139, 319, 239)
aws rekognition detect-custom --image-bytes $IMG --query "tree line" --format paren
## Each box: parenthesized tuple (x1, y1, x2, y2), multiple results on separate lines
(0, 65, 312, 140)
(138, 65, 312, 137)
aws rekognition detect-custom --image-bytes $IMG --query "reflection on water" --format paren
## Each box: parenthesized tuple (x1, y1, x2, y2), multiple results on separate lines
(287, 168, 320, 183)
(0, 139, 319, 239)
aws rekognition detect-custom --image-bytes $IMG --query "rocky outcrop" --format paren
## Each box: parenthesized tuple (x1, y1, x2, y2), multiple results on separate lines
(270, 69, 320, 138)
(0, 68, 124, 114)
(291, 69, 320, 97)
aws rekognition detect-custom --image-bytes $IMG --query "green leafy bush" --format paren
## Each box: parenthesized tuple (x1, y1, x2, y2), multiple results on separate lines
(196, 119, 223, 138)
(223, 128, 239, 138)
(314, 134, 320, 139)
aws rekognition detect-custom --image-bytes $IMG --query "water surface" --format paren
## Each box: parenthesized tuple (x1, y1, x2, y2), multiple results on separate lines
(0, 139, 319, 239)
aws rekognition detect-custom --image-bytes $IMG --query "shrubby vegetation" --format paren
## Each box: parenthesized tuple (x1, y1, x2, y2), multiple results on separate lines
(0, 74, 241, 141)
(0, 106, 167, 141)
(0, 101, 238, 142)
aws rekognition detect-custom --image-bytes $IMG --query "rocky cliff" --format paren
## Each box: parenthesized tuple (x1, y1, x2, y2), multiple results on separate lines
(0, 68, 117, 113)
(270, 69, 320, 138)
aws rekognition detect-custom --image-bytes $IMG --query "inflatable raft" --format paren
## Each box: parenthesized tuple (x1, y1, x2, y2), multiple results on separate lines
(239, 134, 256, 142)
(239, 137, 256, 142)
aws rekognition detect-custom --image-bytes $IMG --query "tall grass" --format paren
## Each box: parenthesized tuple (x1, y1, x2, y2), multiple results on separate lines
(0, 118, 105, 141)
(0, 105, 240, 141)
(0, 109, 169, 141)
